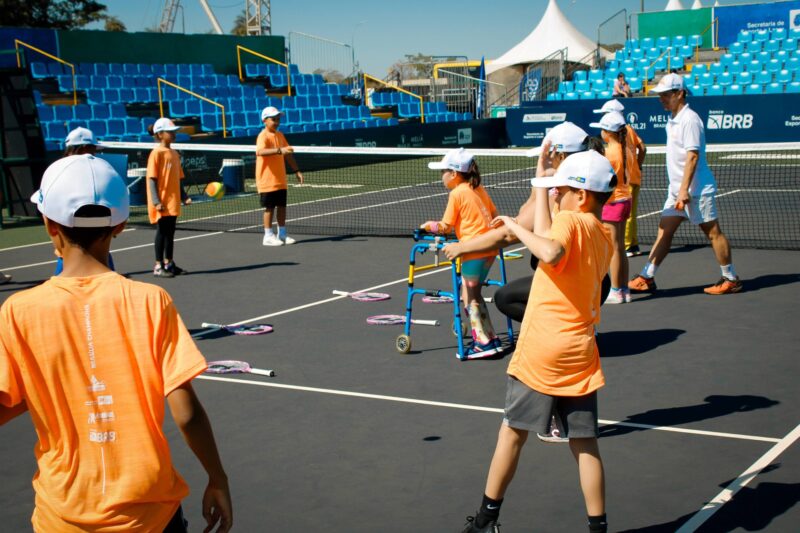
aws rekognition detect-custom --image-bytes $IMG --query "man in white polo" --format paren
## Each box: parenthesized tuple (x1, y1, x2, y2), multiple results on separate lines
(628, 73, 742, 295)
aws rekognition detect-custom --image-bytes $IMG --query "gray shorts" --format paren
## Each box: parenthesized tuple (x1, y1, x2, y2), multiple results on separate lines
(503, 376, 599, 438)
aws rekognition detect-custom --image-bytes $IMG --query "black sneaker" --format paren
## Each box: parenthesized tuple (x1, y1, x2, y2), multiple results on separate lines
(153, 264, 175, 278)
(625, 245, 642, 257)
(165, 262, 187, 275)
(462, 514, 500, 533)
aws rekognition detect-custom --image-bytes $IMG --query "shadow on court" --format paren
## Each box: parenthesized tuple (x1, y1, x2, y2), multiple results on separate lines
(598, 328, 685, 357)
(600, 395, 780, 439)
(618, 464, 799, 532)
(632, 273, 800, 301)
(123, 261, 299, 277)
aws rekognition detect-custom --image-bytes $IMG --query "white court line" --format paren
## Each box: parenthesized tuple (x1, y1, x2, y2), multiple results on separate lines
(675, 423, 800, 532)
(0, 228, 137, 253)
(196, 375, 780, 444)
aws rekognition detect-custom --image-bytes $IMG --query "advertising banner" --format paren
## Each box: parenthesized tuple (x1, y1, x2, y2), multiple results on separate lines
(715, 0, 800, 47)
(519, 69, 543, 104)
(506, 94, 800, 146)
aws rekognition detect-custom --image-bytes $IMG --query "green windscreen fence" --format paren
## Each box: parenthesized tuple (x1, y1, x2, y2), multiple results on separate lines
(57, 31, 285, 75)
(637, 8, 714, 48)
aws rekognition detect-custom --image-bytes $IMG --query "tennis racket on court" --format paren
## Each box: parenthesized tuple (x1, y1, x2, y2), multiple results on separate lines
(200, 322, 274, 335)
(332, 290, 391, 302)
(205, 360, 275, 377)
(366, 315, 439, 326)
(422, 295, 454, 304)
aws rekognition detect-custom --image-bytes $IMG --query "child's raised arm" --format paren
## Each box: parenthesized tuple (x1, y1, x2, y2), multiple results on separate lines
(167, 382, 233, 533)
(493, 215, 563, 265)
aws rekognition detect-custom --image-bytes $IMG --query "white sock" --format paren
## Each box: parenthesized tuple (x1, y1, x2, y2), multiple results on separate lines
(265, 228, 274, 236)
(641, 262, 658, 278)
(721, 264, 737, 280)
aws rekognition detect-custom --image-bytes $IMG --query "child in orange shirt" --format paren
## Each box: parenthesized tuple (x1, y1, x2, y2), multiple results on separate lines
(590, 111, 633, 304)
(255, 106, 304, 246)
(147, 117, 191, 277)
(421, 148, 501, 359)
(461, 150, 615, 533)
(0, 155, 232, 532)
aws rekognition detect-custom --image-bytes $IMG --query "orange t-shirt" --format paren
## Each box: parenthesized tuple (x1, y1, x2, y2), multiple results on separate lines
(626, 127, 645, 186)
(507, 210, 612, 396)
(146, 146, 185, 224)
(0, 272, 208, 532)
(442, 181, 498, 262)
(604, 142, 633, 204)
(255, 129, 290, 193)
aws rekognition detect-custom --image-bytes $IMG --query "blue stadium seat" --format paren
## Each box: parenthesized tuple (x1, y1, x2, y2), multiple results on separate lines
(45, 122, 67, 141)
(588, 69, 603, 81)
(646, 47, 660, 60)
(673, 35, 687, 48)
(670, 55, 685, 70)
(246, 112, 262, 128)
(312, 108, 325, 122)
(787, 81, 800, 93)
(706, 84, 723, 96)
(709, 62, 724, 76)
(106, 119, 125, 136)
(151, 64, 165, 77)
(118, 88, 134, 103)
(31, 63, 49, 78)
(563, 92, 578, 100)
(573, 70, 588, 82)
(723, 83, 742, 95)
(691, 63, 707, 76)
(335, 107, 349, 120)
(781, 38, 797, 52)
(36, 105, 55, 122)
(771, 28, 787, 41)
(656, 36, 670, 50)
(777, 69, 793, 84)
(640, 37, 654, 49)
(300, 109, 313, 124)
(754, 29, 769, 42)
(729, 42, 744, 55)
(745, 83, 762, 94)
(106, 75, 122, 89)
(47, 63, 64, 76)
(170, 100, 187, 116)
(735, 71, 753, 85)
(728, 61, 743, 75)
(108, 63, 123, 76)
(717, 72, 734, 86)
(757, 51, 771, 64)
(579, 91, 595, 100)
(307, 95, 320, 108)
(698, 73, 713, 87)
(124, 118, 143, 135)
(53, 105, 72, 121)
(575, 80, 590, 92)
(201, 115, 220, 131)
(765, 39, 781, 54)
(746, 40, 762, 53)
(90, 104, 109, 120)
(738, 30, 752, 43)
(765, 82, 783, 94)
(755, 71, 772, 84)
(683, 74, 695, 86)
(630, 48, 644, 60)
(688, 84, 703, 96)
(746, 60, 761, 72)
(720, 53, 734, 67)
(766, 59, 781, 74)
(72, 104, 92, 120)
(628, 77, 642, 92)
(323, 108, 337, 121)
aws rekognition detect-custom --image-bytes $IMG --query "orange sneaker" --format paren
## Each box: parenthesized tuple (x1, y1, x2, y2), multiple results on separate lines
(628, 275, 657, 293)
(704, 277, 743, 295)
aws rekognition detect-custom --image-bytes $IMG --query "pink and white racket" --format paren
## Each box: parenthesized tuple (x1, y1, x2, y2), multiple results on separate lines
(205, 360, 275, 377)
(366, 315, 439, 326)
(422, 295, 454, 304)
(332, 290, 391, 302)
(201, 322, 274, 335)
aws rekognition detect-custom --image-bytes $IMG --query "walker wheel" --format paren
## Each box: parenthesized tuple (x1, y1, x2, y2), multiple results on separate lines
(452, 319, 469, 338)
(396, 334, 412, 353)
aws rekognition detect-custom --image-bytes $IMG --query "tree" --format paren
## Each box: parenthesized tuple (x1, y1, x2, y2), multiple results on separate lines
(231, 10, 247, 36)
(313, 68, 345, 84)
(103, 16, 126, 32)
(0, 0, 107, 30)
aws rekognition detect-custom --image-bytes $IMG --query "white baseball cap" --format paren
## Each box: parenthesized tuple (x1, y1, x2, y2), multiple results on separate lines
(589, 111, 627, 132)
(261, 106, 282, 120)
(65, 127, 103, 148)
(30, 155, 129, 228)
(528, 122, 589, 157)
(649, 73, 686, 94)
(593, 99, 625, 114)
(427, 148, 475, 172)
(531, 150, 615, 193)
(153, 117, 180, 133)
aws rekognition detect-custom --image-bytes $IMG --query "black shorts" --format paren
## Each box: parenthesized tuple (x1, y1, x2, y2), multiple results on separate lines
(260, 189, 288, 209)
(503, 376, 599, 438)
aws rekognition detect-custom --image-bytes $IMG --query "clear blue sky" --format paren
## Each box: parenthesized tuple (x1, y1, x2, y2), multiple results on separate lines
(88, 0, 741, 74)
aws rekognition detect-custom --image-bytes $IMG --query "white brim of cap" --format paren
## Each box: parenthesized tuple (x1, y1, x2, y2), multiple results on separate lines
(530, 175, 570, 189)
(155, 126, 181, 132)
(262, 113, 282, 119)
(526, 146, 542, 158)
(427, 161, 449, 170)
(649, 85, 679, 94)
(30, 190, 41, 205)
(588, 121, 603, 129)
(592, 108, 607, 114)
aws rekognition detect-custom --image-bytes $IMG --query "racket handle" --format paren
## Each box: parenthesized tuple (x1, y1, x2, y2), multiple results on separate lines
(201, 322, 214, 328)
(332, 290, 349, 296)
(411, 319, 440, 326)
(250, 368, 276, 377)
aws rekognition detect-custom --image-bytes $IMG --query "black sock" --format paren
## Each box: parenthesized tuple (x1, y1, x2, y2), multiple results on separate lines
(588, 514, 607, 533)
(476, 494, 503, 527)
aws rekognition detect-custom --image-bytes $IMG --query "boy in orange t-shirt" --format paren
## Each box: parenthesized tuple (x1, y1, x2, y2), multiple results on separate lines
(0, 155, 232, 532)
(461, 150, 615, 533)
(255, 106, 304, 246)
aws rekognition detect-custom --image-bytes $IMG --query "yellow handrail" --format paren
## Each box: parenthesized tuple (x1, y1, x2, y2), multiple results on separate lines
(14, 39, 77, 105)
(696, 17, 720, 62)
(156, 78, 227, 138)
(363, 73, 425, 124)
(643, 46, 672, 94)
(432, 60, 482, 80)
(236, 45, 292, 96)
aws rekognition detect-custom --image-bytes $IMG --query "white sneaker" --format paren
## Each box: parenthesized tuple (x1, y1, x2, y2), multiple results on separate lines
(604, 289, 625, 304)
(281, 235, 296, 245)
(623, 289, 632, 303)
(262, 234, 283, 246)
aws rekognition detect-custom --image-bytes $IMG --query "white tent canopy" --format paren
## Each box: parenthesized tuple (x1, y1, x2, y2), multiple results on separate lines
(487, 0, 603, 74)
(665, 0, 686, 10)
(692, 0, 703, 8)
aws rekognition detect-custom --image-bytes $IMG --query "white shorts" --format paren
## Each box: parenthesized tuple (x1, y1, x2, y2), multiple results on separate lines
(662, 192, 718, 225)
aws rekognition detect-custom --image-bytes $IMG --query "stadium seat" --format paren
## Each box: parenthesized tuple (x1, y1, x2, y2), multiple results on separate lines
(656, 36, 670, 50)
(688, 34, 702, 47)
(670, 55, 685, 70)
(745, 83, 762, 95)
(72, 104, 92, 120)
(683, 74, 695, 86)
(766, 59, 781, 75)
(754, 30, 769, 42)
(729, 42, 744, 55)
(717, 72, 734, 86)
(45, 122, 67, 142)
(31, 63, 49, 78)
(787, 57, 800, 73)
(688, 84, 703, 96)
(47, 63, 64, 77)
(646, 47, 660, 60)
(765, 40, 781, 54)
(36, 105, 55, 123)
(573, 70, 587, 82)
(720, 53, 734, 67)
(746, 40, 761, 53)
(755, 71, 772, 85)
(709, 62, 724, 76)
(124, 117, 143, 135)
(781, 38, 797, 52)
(546, 93, 560, 101)
(735, 71, 753, 85)
(691, 63, 708, 76)
(640, 37, 654, 50)
(787, 81, 800, 93)
(673, 35, 687, 48)
(588, 69, 603, 81)
(747, 60, 761, 73)
(737, 30, 752, 43)
(597, 90, 612, 99)
(706, 84, 723, 96)
(575, 80, 590, 92)
(631, 48, 644, 60)
(757, 51, 771, 64)
(53, 105, 72, 122)
(563, 92, 578, 100)
(776, 69, 792, 84)
(725, 83, 743, 95)
(579, 91, 595, 100)
(765, 82, 783, 94)
(728, 61, 744, 74)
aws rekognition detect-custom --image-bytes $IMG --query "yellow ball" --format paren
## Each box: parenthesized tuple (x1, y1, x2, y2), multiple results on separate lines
(205, 181, 225, 200)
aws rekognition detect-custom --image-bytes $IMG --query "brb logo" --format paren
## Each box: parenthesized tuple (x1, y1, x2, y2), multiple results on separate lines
(706, 110, 753, 130)
(791, 9, 800, 30)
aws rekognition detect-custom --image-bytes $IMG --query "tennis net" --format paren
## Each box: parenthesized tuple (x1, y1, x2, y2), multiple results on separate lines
(99, 141, 800, 250)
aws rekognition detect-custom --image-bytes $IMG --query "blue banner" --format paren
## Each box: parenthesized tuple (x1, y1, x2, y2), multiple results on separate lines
(505, 94, 800, 146)
(519, 69, 542, 104)
(476, 57, 486, 119)
(715, 0, 800, 47)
